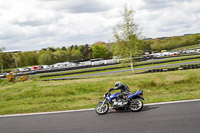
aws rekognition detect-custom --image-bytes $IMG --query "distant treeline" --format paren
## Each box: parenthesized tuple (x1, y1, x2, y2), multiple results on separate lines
(0, 34, 200, 69)
(0, 43, 112, 69)
(146, 34, 200, 51)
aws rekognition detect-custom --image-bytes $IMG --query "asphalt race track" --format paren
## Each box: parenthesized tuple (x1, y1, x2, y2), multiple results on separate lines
(0, 100, 200, 133)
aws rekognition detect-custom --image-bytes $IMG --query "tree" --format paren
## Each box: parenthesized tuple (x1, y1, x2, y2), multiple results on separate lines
(1, 53, 13, 68)
(92, 44, 109, 59)
(38, 53, 52, 65)
(61, 46, 67, 51)
(79, 44, 92, 59)
(0, 48, 5, 73)
(23, 51, 39, 66)
(47, 47, 56, 52)
(113, 6, 144, 72)
(52, 51, 67, 63)
(14, 52, 25, 67)
(71, 48, 83, 60)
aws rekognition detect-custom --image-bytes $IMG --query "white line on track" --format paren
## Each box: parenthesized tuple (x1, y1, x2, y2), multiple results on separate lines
(1, 99, 200, 118)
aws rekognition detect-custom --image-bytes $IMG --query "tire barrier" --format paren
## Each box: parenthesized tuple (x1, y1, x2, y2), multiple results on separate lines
(42, 77, 85, 81)
(136, 64, 200, 74)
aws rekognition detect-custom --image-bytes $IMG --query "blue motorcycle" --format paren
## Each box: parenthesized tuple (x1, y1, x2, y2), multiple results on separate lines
(95, 90, 145, 115)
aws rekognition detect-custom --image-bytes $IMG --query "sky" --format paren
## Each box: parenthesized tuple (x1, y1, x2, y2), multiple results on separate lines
(0, 0, 200, 51)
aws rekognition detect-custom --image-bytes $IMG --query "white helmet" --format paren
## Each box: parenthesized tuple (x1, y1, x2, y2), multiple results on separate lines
(115, 81, 122, 87)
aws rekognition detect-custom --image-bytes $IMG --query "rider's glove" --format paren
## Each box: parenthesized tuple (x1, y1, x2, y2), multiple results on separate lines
(109, 88, 114, 92)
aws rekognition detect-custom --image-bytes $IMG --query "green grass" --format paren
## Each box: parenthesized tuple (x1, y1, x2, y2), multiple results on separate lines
(0, 68, 200, 115)
(172, 44, 200, 51)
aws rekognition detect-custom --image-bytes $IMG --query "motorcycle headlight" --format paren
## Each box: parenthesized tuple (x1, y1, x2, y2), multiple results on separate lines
(104, 92, 108, 98)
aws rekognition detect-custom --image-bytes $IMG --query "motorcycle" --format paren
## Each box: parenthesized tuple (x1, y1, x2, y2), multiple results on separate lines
(95, 90, 145, 115)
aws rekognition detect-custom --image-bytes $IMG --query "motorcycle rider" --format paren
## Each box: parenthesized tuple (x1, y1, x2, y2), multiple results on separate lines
(109, 81, 131, 105)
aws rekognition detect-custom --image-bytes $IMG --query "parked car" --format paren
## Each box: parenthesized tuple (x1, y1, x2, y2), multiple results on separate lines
(26, 67, 34, 71)
(54, 62, 76, 68)
(104, 59, 117, 64)
(142, 55, 152, 60)
(181, 50, 195, 54)
(151, 53, 162, 58)
(41, 65, 50, 69)
(172, 52, 180, 55)
(32, 66, 40, 70)
(161, 52, 170, 56)
(18, 68, 29, 72)
(0, 73, 6, 78)
(92, 61, 104, 66)
(78, 61, 92, 66)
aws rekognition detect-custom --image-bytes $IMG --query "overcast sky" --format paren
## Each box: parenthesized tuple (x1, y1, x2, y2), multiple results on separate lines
(0, 0, 200, 51)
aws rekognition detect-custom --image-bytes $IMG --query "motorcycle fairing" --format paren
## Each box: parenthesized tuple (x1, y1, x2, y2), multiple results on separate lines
(107, 93, 119, 101)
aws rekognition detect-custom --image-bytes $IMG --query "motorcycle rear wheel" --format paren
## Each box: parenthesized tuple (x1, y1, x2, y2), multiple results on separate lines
(130, 98, 143, 112)
(95, 102, 109, 115)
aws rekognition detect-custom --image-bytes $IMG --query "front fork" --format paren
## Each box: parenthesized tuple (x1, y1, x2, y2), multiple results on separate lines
(100, 99, 107, 108)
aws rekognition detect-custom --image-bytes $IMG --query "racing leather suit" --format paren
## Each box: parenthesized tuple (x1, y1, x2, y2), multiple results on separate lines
(109, 84, 131, 98)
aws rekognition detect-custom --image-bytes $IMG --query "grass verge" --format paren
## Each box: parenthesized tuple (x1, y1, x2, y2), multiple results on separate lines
(171, 44, 200, 51)
(0, 69, 200, 115)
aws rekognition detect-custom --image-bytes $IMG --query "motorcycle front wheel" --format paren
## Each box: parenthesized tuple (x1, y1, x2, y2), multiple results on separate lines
(130, 98, 143, 112)
(95, 102, 109, 115)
